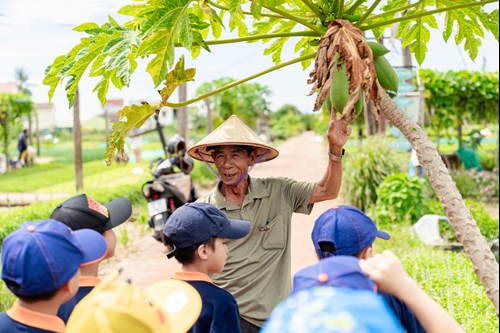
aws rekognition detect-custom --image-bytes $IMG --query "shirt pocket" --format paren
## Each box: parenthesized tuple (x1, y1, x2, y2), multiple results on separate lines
(260, 215, 285, 250)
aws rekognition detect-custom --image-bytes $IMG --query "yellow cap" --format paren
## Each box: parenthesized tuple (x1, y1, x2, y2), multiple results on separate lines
(66, 272, 202, 333)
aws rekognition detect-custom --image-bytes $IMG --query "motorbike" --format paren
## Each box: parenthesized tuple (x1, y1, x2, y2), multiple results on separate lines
(137, 114, 197, 244)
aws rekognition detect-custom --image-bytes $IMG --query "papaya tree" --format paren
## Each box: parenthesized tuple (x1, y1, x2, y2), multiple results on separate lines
(43, 0, 499, 312)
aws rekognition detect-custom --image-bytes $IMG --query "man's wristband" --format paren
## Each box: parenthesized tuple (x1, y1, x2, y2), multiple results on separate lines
(328, 148, 345, 162)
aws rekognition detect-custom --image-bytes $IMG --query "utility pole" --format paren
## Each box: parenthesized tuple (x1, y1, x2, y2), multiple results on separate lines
(178, 83, 188, 142)
(73, 87, 83, 192)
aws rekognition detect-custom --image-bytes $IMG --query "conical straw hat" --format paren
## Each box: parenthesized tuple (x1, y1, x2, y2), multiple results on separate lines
(187, 115, 279, 163)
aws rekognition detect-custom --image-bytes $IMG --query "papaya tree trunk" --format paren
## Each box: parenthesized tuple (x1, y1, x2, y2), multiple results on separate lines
(377, 89, 499, 314)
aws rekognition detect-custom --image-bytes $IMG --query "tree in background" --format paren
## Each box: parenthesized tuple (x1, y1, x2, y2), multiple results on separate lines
(270, 104, 307, 141)
(0, 93, 33, 168)
(43, 0, 499, 312)
(421, 69, 499, 149)
(195, 77, 272, 131)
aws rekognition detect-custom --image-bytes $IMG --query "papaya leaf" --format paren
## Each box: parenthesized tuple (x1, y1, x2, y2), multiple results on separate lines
(159, 56, 196, 105)
(263, 20, 297, 64)
(227, 0, 249, 35)
(440, 1, 489, 61)
(43, 55, 66, 102)
(199, 0, 224, 26)
(401, 11, 437, 65)
(105, 102, 158, 165)
(73, 22, 100, 33)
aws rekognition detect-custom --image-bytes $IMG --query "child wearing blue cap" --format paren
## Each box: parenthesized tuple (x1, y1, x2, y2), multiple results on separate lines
(310, 205, 423, 333)
(50, 194, 133, 323)
(308, 205, 463, 333)
(0, 219, 107, 333)
(163, 202, 251, 333)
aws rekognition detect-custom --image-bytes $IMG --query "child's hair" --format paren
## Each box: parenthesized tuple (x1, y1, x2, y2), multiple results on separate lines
(164, 236, 217, 264)
(4, 280, 59, 302)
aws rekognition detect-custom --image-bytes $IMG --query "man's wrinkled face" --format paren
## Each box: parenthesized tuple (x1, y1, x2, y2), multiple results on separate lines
(212, 145, 255, 186)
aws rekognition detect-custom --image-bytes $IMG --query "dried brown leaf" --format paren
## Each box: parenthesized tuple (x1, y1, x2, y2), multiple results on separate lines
(308, 20, 380, 122)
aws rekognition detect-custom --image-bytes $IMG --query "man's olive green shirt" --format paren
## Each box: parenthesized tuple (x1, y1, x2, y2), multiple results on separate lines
(197, 176, 314, 327)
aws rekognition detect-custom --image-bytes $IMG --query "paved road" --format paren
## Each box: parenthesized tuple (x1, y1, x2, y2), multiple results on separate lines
(101, 131, 342, 286)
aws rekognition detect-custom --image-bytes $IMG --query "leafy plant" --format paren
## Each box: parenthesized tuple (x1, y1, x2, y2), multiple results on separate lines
(342, 136, 402, 211)
(451, 168, 499, 201)
(421, 70, 499, 148)
(480, 150, 499, 171)
(433, 200, 499, 243)
(373, 173, 428, 226)
(269, 104, 307, 142)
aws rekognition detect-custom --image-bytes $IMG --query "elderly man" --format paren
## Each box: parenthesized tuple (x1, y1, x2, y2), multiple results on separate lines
(187, 112, 351, 333)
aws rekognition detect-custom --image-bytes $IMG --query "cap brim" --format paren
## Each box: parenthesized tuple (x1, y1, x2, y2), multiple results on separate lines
(104, 197, 132, 230)
(218, 219, 251, 239)
(144, 279, 202, 333)
(376, 230, 391, 240)
(73, 229, 107, 266)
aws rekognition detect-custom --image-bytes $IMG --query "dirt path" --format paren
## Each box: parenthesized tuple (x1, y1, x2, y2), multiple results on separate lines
(100, 131, 342, 287)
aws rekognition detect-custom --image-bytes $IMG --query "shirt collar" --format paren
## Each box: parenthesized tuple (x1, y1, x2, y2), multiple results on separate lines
(79, 276, 101, 287)
(7, 302, 65, 333)
(172, 271, 213, 284)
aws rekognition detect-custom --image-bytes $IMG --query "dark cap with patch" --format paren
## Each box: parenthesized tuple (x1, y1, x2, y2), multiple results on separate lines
(51, 194, 132, 234)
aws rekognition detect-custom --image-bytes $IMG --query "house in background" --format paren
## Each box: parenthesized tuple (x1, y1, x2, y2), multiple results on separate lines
(34, 103, 56, 133)
(0, 82, 17, 94)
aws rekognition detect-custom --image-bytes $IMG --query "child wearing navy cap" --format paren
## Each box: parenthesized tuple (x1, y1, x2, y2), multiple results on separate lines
(50, 194, 133, 323)
(0, 219, 107, 333)
(163, 202, 251, 333)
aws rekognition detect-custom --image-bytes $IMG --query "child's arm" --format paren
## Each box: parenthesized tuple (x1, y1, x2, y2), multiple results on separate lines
(359, 250, 464, 333)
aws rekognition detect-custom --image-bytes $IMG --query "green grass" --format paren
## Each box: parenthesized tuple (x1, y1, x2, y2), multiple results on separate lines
(374, 224, 498, 333)
(0, 160, 151, 193)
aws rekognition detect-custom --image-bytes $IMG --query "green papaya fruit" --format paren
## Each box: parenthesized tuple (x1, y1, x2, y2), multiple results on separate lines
(374, 56, 399, 93)
(354, 90, 364, 115)
(324, 96, 332, 112)
(329, 55, 350, 114)
(367, 41, 390, 57)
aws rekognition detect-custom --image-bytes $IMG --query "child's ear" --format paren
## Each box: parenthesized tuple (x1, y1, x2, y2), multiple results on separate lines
(197, 244, 208, 260)
(359, 247, 373, 260)
(62, 275, 79, 295)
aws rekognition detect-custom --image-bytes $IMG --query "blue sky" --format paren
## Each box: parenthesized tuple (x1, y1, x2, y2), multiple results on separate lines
(1, 0, 498, 122)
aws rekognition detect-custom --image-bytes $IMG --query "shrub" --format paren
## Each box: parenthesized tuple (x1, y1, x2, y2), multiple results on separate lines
(426, 200, 499, 243)
(480, 149, 499, 171)
(451, 168, 499, 201)
(373, 173, 428, 226)
(190, 159, 217, 187)
(342, 136, 403, 211)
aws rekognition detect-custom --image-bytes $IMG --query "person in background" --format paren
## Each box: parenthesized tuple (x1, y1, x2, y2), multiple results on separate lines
(17, 128, 28, 166)
(163, 202, 251, 333)
(50, 194, 133, 323)
(187, 112, 351, 332)
(0, 219, 107, 333)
